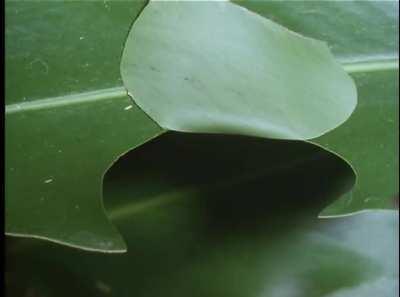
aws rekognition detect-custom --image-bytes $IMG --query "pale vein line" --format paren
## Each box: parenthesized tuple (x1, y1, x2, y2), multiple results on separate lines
(5, 58, 398, 115)
(342, 59, 398, 74)
(5, 87, 128, 114)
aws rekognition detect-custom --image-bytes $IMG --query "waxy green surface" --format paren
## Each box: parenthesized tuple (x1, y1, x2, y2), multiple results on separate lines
(121, 0, 398, 214)
(317, 69, 398, 215)
(6, 92, 162, 252)
(5, 0, 147, 104)
(121, 0, 356, 140)
(232, 0, 398, 214)
(5, 0, 163, 252)
(235, 0, 398, 62)
(5, 0, 398, 252)
(6, 154, 398, 295)
(4, 2, 399, 295)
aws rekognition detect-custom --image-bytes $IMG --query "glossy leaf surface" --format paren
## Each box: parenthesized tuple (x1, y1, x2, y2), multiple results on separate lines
(5, 0, 147, 104)
(235, 0, 398, 62)
(6, 150, 397, 295)
(7, 133, 371, 297)
(5, 0, 163, 251)
(5, 0, 398, 253)
(232, 0, 398, 214)
(317, 69, 398, 215)
(121, 0, 398, 215)
(121, 0, 356, 140)
(6, 0, 398, 288)
(5, 92, 162, 252)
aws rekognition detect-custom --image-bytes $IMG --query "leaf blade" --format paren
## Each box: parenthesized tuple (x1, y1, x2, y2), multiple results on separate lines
(121, 0, 357, 140)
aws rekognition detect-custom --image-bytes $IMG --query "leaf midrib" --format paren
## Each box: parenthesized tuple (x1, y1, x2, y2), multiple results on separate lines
(5, 58, 398, 114)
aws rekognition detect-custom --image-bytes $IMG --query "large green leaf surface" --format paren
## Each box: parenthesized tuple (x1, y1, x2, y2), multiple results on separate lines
(6, 149, 397, 295)
(5, 0, 398, 254)
(5, 0, 147, 104)
(5, 1, 398, 292)
(121, 0, 356, 141)
(234, 0, 399, 215)
(5, 0, 163, 252)
(5, 92, 162, 252)
(317, 69, 398, 215)
(235, 0, 398, 62)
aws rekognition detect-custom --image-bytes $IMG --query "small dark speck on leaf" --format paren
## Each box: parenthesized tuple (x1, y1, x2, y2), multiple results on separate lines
(233, 89, 243, 96)
(149, 66, 159, 72)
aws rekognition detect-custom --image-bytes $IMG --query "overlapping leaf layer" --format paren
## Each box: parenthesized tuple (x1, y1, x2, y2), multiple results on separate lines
(5, 5, 398, 294)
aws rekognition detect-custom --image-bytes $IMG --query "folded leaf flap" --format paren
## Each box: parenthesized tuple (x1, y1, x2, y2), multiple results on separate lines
(121, 0, 357, 140)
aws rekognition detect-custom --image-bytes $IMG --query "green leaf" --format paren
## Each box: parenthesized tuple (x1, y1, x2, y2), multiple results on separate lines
(121, 0, 356, 140)
(234, 0, 397, 62)
(6, 151, 397, 295)
(5, 92, 162, 252)
(5, 0, 163, 252)
(5, 0, 397, 254)
(232, 0, 399, 215)
(5, 0, 147, 105)
(317, 69, 398, 216)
